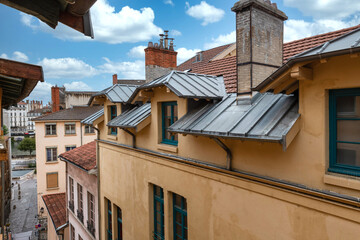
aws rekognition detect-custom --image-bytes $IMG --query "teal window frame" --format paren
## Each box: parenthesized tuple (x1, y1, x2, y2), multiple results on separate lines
(153, 185, 164, 240)
(161, 102, 178, 145)
(329, 88, 360, 176)
(173, 193, 187, 240)
(116, 206, 122, 240)
(110, 105, 117, 135)
(107, 199, 112, 240)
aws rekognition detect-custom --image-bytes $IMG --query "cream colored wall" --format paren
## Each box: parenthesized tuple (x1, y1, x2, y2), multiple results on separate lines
(99, 54, 360, 239)
(35, 121, 97, 214)
(46, 210, 68, 240)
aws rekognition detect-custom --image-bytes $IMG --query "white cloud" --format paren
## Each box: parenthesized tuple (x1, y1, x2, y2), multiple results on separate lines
(20, 0, 163, 44)
(0, 53, 8, 59)
(284, 18, 359, 42)
(99, 58, 145, 79)
(204, 31, 235, 49)
(13, 51, 29, 62)
(38, 58, 98, 79)
(27, 82, 53, 103)
(64, 81, 92, 91)
(0, 51, 29, 62)
(170, 30, 182, 36)
(128, 45, 147, 58)
(185, 1, 224, 26)
(164, 0, 174, 6)
(283, 0, 360, 20)
(176, 47, 201, 64)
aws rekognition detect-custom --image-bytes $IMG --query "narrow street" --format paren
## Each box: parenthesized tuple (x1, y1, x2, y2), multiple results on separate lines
(9, 175, 38, 240)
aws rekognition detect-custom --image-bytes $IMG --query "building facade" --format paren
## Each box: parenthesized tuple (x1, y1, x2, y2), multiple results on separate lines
(94, 1, 360, 239)
(34, 106, 102, 239)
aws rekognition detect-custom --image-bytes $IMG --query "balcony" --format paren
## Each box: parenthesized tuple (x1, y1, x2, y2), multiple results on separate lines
(69, 201, 74, 212)
(77, 209, 84, 223)
(87, 220, 95, 236)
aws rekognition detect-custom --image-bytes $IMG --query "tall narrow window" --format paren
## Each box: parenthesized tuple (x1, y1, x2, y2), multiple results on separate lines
(46, 147, 57, 162)
(77, 184, 84, 223)
(116, 205, 123, 240)
(329, 88, 360, 176)
(109, 105, 117, 135)
(65, 123, 76, 135)
(70, 224, 75, 240)
(173, 193, 187, 240)
(107, 199, 113, 240)
(87, 192, 96, 236)
(69, 177, 74, 212)
(153, 185, 164, 240)
(45, 123, 56, 135)
(162, 102, 178, 145)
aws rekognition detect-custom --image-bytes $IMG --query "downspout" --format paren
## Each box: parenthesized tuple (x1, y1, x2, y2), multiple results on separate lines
(212, 138, 232, 170)
(122, 128, 136, 148)
(80, 123, 83, 146)
(91, 125, 101, 240)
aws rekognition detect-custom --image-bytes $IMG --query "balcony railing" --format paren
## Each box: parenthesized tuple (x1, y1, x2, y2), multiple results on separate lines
(87, 220, 95, 236)
(77, 209, 84, 223)
(69, 201, 74, 212)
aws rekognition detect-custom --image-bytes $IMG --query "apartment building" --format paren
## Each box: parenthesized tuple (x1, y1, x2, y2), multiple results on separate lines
(34, 106, 102, 239)
(93, 1, 360, 239)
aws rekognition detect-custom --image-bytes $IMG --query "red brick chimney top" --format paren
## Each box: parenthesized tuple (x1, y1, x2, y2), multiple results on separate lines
(113, 74, 118, 85)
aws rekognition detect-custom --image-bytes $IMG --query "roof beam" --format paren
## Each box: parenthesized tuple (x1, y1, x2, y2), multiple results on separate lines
(0, 59, 44, 82)
(290, 66, 313, 81)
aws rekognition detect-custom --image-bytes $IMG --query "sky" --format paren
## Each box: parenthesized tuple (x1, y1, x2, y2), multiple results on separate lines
(0, 0, 359, 103)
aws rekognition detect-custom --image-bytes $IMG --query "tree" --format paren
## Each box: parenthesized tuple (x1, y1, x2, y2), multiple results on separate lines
(18, 137, 35, 156)
(2, 125, 8, 135)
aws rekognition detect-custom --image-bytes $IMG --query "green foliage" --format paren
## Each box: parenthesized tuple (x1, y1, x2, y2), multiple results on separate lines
(18, 137, 36, 155)
(2, 125, 8, 135)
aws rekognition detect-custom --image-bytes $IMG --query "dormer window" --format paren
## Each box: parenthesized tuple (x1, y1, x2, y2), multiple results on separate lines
(194, 52, 203, 62)
(161, 102, 178, 145)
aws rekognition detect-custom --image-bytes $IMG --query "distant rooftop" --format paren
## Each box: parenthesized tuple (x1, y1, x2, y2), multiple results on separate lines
(42, 193, 67, 230)
(33, 106, 103, 121)
(59, 141, 96, 171)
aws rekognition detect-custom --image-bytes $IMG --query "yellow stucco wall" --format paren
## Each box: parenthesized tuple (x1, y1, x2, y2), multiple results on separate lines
(35, 120, 97, 214)
(99, 54, 360, 239)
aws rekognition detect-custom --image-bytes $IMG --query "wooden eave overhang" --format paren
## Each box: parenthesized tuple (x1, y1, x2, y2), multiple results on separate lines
(0, 58, 44, 108)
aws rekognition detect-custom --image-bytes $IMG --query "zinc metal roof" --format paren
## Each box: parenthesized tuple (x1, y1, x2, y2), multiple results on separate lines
(107, 103, 151, 129)
(168, 93, 299, 143)
(81, 108, 104, 125)
(88, 84, 138, 104)
(289, 27, 360, 60)
(130, 70, 226, 101)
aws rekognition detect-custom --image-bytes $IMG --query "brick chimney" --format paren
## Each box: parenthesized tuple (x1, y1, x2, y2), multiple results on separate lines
(51, 86, 62, 113)
(113, 74, 118, 85)
(232, 0, 287, 95)
(145, 30, 177, 82)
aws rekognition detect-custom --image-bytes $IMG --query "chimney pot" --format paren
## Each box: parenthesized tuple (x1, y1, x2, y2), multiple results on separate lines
(265, 0, 271, 5)
(148, 42, 153, 47)
(154, 43, 159, 48)
(272, 2, 277, 8)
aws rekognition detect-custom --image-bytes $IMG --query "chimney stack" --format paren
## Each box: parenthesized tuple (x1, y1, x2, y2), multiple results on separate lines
(113, 74, 118, 85)
(232, 0, 287, 95)
(144, 30, 178, 82)
(51, 86, 61, 113)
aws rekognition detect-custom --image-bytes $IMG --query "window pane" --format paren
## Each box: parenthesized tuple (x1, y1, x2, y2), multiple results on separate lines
(166, 105, 171, 117)
(337, 143, 360, 167)
(174, 195, 182, 208)
(173, 104, 178, 118)
(337, 120, 360, 143)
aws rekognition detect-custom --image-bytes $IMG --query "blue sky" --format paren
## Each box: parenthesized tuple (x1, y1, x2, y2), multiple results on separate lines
(0, 0, 359, 103)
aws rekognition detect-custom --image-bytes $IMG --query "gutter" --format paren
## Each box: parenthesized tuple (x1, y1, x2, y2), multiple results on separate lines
(122, 128, 136, 148)
(56, 222, 69, 232)
(98, 139, 360, 209)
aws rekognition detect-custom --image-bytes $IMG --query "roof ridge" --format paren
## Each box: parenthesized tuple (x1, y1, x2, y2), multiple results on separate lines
(284, 24, 360, 45)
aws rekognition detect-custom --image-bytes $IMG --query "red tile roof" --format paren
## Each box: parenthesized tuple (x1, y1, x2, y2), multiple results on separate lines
(59, 141, 96, 171)
(177, 25, 360, 93)
(42, 193, 67, 230)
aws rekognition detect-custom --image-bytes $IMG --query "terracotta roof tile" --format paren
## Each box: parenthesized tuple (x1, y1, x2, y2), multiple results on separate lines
(59, 141, 96, 171)
(177, 25, 360, 93)
(42, 193, 67, 230)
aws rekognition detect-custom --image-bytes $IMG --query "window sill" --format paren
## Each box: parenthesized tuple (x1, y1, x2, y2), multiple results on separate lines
(45, 161, 59, 164)
(324, 174, 360, 191)
(65, 134, 77, 136)
(46, 187, 59, 191)
(157, 144, 178, 153)
(107, 134, 117, 140)
(45, 135, 57, 138)
(84, 132, 96, 135)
